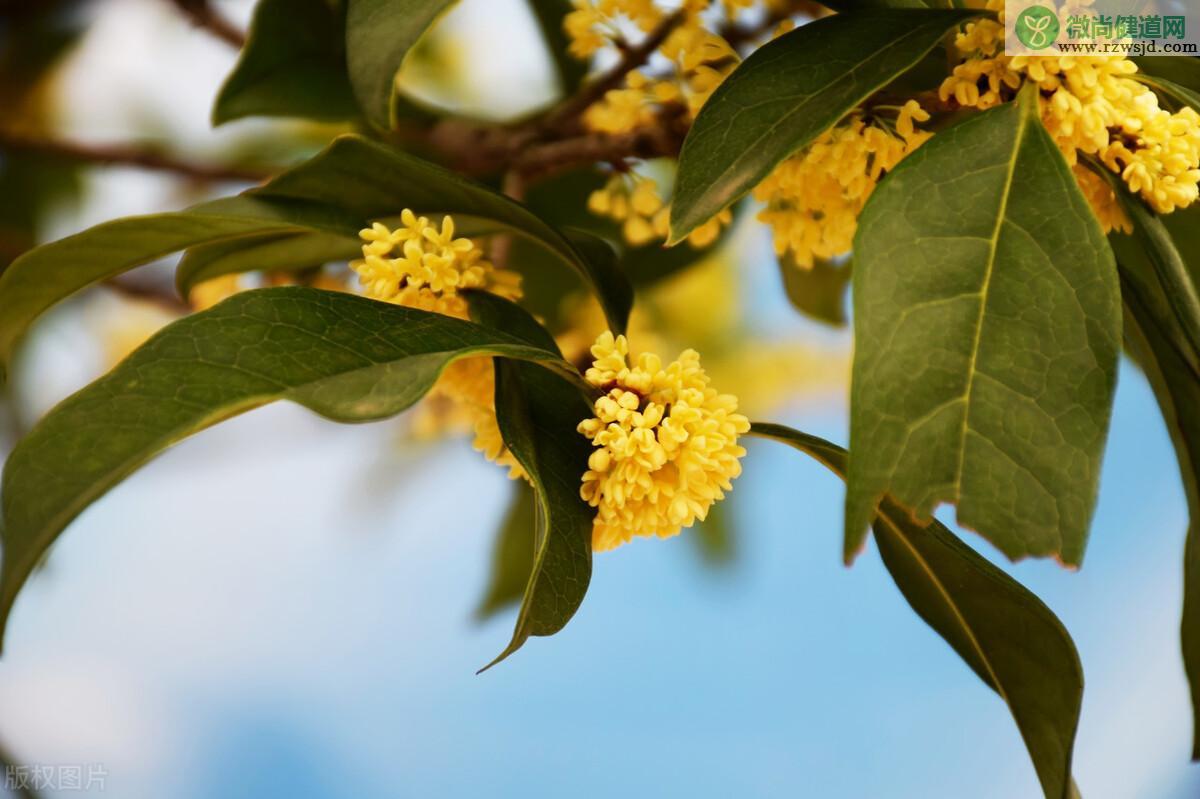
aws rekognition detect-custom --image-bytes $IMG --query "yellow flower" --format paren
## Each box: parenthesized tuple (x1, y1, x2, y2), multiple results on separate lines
(577, 331, 750, 552)
(568, 0, 741, 136)
(587, 173, 730, 249)
(755, 110, 931, 268)
(352, 210, 526, 478)
(939, 0, 1200, 227)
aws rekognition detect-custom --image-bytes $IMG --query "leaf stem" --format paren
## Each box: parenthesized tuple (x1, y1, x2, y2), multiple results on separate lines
(539, 9, 687, 134)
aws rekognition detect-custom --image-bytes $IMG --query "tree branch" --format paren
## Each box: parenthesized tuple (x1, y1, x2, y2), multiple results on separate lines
(539, 9, 687, 133)
(168, 0, 246, 49)
(0, 130, 272, 183)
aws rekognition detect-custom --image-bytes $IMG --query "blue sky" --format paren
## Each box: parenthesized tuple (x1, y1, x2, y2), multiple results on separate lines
(3, 1, 1200, 796)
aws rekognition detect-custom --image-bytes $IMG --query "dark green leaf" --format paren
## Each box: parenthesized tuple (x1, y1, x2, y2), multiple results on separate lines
(345, 0, 456, 128)
(749, 422, 1083, 799)
(176, 231, 360, 294)
(1133, 56, 1200, 112)
(669, 8, 982, 243)
(1114, 202, 1200, 758)
(1100, 167, 1200, 377)
(0, 195, 363, 372)
(467, 292, 594, 669)
(474, 482, 537, 621)
(0, 287, 573, 649)
(527, 0, 588, 96)
(777, 255, 850, 327)
(1122, 267, 1200, 760)
(212, 0, 359, 125)
(251, 135, 632, 332)
(848, 87, 1121, 566)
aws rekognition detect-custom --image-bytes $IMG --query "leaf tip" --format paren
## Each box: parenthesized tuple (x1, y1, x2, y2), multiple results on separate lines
(476, 635, 526, 675)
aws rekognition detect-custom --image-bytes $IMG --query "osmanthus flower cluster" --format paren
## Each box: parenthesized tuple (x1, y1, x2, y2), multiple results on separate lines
(350, 210, 526, 478)
(576, 331, 750, 551)
(587, 172, 728, 248)
(940, 0, 1200, 231)
(755, 101, 932, 268)
(564, 0, 936, 267)
(564, 0, 812, 249)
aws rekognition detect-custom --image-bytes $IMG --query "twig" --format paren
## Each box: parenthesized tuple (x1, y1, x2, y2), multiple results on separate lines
(515, 105, 689, 182)
(0, 131, 272, 183)
(539, 9, 688, 133)
(168, 0, 246, 49)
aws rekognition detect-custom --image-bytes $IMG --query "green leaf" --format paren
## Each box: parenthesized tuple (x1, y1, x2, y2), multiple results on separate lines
(1133, 56, 1200, 113)
(1122, 263, 1200, 760)
(467, 291, 594, 669)
(1113, 203, 1200, 757)
(777, 256, 851, 327)
(0, 287, 574, 650)
(474, 482, 537, 621)
(176, 231, 360, 295)
(749, 423, 1083, 799)
(847, 87, 1121, 566)
(251, 135, 632, 332)
(212, 0, 359, 125)
(669, 8, 983, 243)
(345, 0, 457, 128)
(1100, 167, 1200, 377)
(527, 0, 588, 96)
(0, 195, 363, 372)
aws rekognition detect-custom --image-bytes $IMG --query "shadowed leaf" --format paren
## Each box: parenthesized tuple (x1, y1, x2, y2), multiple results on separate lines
(177, 231, 360, 294)
(0, 195, 362, 371)
(345, 0, 456, 128)
(213, 0, 359, 125)
(467, 292, 594, 669)
(0, 287, 574, 651)
(475, 482, 537, 621)
(778, 256, 850, 327)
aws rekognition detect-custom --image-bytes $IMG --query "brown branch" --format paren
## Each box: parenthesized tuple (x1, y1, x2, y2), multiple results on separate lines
(0, 130, 272, 183)
(168, 0, 246, 49)
(515, 106, 689, 183)
(539, 9, 687, 134)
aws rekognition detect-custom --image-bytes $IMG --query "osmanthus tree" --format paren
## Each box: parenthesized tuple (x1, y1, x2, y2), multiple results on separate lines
(2, 0, 1200, 794)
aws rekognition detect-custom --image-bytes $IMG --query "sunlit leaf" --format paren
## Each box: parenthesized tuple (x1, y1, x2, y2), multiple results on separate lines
(750, 423, 1083, 799)
(847, 87, 1120, 566)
